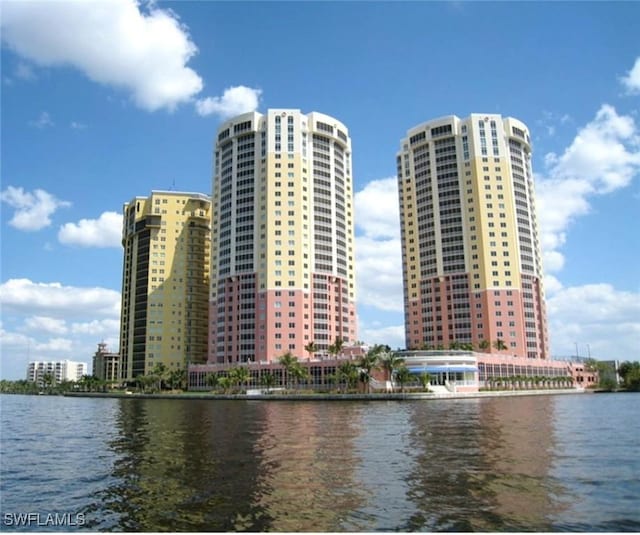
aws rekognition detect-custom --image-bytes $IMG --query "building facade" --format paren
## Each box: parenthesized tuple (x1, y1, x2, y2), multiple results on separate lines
(119, 190, 211, 380)
(397, 114, 549, 359)
(92, 342, 121, 383)
(209, 109, 357, 364)
(27, 360, 87, 384)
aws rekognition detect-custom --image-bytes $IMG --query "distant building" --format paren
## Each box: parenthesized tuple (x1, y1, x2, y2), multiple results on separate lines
(27, 360, 87, 384)
(120, 190, 212, 381)
(92, 342, 121, 383)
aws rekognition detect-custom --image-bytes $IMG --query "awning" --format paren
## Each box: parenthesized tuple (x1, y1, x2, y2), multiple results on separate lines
(407, 366, 478, 374)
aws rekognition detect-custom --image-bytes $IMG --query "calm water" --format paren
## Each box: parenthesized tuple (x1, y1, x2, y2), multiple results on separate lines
(1, 393, 639, 532)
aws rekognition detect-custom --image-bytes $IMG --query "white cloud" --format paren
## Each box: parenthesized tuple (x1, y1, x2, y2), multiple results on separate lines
(358, 320, 405, 350)
(70, 319, 120, 336)
(546, 283, 640, 360)
(34, 338, 74, 353)
(354, 177, 404, 312)
(24, 316, 68, 335)
(537, 104, 640, 273)
(58, 211, 123, 248)
(195, 86, 262, 119)
(70, 121, 87, 130)
(620, 56, 640, 95)
(28, 111, 54, 128)
(0, 0, 203, 112)
(0, 186, 71, 231)
(0, 279, 121, 319)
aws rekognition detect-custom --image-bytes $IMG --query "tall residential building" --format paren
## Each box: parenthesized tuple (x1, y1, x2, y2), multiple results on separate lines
(397, 114, 549, 359)
(27, 360, 87, 383)
(120, 190, 211, 380)
(209, 109, 357, 364)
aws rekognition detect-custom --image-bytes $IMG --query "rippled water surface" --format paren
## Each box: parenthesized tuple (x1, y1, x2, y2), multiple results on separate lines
(1, 393, 639, 531)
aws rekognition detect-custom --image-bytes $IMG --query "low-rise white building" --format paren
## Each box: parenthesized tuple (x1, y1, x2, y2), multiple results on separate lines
(27, 360, 88, 384)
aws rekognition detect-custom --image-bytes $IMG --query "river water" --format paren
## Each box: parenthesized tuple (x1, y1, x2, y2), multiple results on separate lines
(1, 393, 639, 532)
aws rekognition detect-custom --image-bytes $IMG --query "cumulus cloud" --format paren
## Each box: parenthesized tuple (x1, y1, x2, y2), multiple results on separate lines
(537, 104, 640, 273)
(24, 316, 68, 335)
(70, 319, 121, 336)
(0, 279, 121, 318)
(546, 283, 640, 359)
(358, 320, 405, 350)
(0, 0, 203, 111)
(58, 211, 123, 248)
(0, 186, 71, 231)
(195, 86, 262, 119)
(620, 56, 640, 95)
(354, 178, 403, 312)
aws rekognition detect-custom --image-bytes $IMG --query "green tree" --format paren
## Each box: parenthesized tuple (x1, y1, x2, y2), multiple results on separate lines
(378, 351, 405, 391)
(206, 373, 219, 391)
(394, 366, 412, 393)
(357, 353, 379, 393)
(260, 372, 277, 391)
(278, 351, 298, 390)
(229, 366, 251, 393)
(41, 372, 55, 392)
(304, 341, 318, 360)
(619, 361, 640, 391)
(151, 363, 168, 390)
(327, 337, 344, 359)
(493, 339, 508, 351)
(418, 372, 431, 391)
(168, 368, 186, 390)
(336, 361, 358, 393)
(479, 339, 490, 352)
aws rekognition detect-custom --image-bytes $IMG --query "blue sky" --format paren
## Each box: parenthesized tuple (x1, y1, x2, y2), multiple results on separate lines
(1, 0, 639, 380)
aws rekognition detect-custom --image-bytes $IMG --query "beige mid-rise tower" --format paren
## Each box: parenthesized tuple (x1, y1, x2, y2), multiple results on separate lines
(397, 114, 549, 359)
(209, 109, 357, 364)
(119, 190, 211, 380)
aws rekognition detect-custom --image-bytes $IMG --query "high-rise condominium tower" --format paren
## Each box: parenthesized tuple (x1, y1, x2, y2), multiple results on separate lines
(120, 191, 211, 380)
(210, 109, 357, 364)
(397, 114, 549, 359)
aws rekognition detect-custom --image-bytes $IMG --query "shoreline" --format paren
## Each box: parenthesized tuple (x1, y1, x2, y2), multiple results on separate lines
(62, 388, 588, 401)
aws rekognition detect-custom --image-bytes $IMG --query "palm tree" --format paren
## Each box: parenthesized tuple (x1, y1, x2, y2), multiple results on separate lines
(206, 373, 219, 391)
(357, 353, 379, 393)
(260, 372, 276, 391)
(394, 366, 412, 393)
(418, 372, 431, 391)
(304, 341, 318, 360)
(229, 366, 250, 393)
(378, 351, 405, 390)
(493, 339, 508, 352)
(40, 372, 55, 393)
(290, 363, 309, 391)
(479, 339, 491, 352)
(337, 361, 358, 393)
(151, 362, 168, 390)
(327, 337, 344, 360)
(278, 351, 298, 390)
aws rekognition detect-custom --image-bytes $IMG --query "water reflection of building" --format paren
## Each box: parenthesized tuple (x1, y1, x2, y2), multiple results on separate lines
(402, 397, 562, 531)
(248, 402, 366, 531)
(90, 399, 365, 531)
(92, 399, 268, 531)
